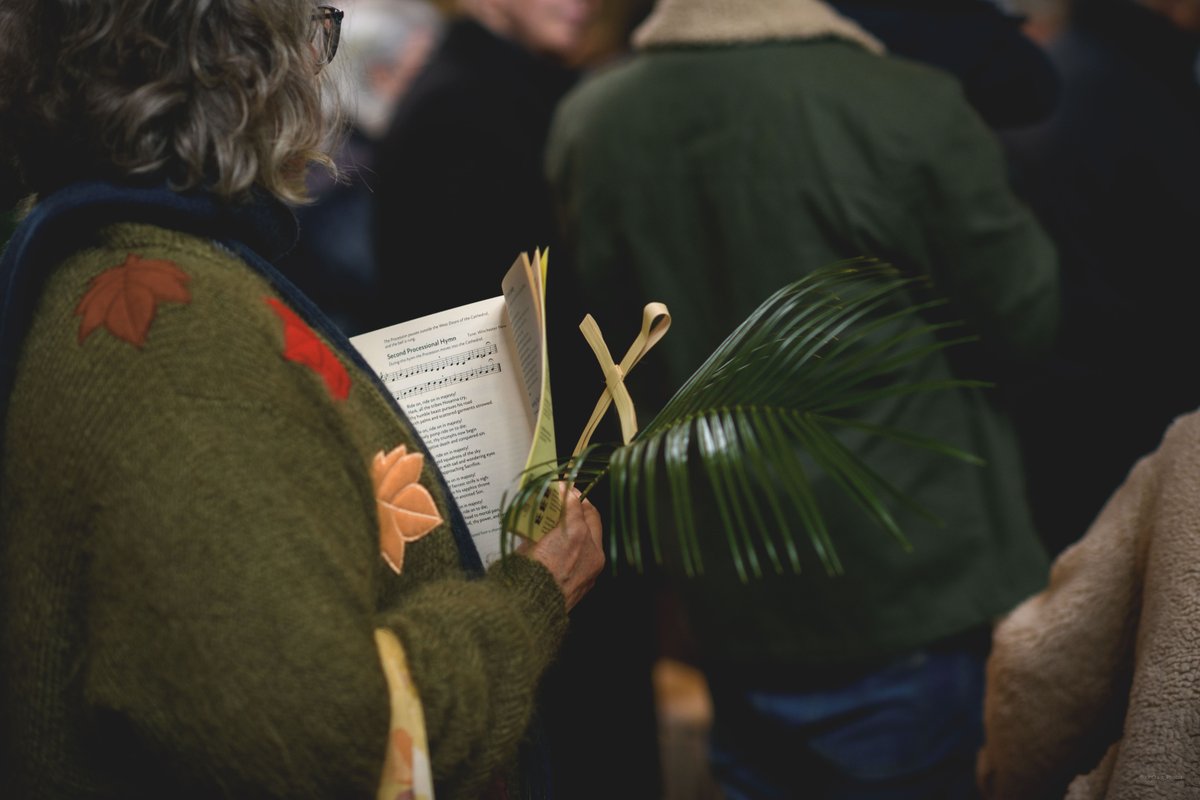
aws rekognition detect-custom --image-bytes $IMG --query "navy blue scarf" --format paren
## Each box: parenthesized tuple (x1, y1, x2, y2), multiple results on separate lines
(0, 179, 483, 575)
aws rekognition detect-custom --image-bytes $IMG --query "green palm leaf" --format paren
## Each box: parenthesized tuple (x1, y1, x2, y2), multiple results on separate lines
(501, 258, 987, 581)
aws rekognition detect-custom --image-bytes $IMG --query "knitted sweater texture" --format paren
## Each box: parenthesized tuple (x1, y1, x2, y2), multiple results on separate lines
(0, 221, 567, 798)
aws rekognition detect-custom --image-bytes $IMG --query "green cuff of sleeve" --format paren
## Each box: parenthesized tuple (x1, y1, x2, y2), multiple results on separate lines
(487, 555, 569, 666)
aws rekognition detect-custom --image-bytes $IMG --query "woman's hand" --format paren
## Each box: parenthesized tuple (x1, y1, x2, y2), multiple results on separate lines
(519, 486, 604, 611)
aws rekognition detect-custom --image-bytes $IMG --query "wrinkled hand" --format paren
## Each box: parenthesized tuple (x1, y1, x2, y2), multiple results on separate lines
(519, 486, 604, 611)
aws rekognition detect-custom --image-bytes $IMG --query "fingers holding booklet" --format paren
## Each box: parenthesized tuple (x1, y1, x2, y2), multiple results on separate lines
(519, 485, 605, 611)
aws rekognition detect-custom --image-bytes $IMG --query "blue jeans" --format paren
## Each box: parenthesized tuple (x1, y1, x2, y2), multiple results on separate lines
(707, 645, 986, 800)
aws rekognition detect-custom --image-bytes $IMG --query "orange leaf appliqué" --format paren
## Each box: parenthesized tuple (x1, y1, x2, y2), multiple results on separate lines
(75, 254, 192, 348)
(373, 444, 443, 574)
(264, 297, 351, 401)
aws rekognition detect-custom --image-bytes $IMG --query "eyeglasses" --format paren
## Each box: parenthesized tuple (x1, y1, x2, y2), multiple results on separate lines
(311, 5, 344, 67)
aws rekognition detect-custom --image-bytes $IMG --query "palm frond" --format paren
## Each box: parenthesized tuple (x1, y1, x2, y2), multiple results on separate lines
(501, 258, 987, 580)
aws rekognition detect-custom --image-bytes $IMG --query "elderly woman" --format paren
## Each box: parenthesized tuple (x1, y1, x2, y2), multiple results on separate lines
(0, 1, 603, 798)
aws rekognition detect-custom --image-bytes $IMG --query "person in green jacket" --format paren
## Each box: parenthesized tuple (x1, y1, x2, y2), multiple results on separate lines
(545, 0, 1060, 796)
(0, 1, 603, 797)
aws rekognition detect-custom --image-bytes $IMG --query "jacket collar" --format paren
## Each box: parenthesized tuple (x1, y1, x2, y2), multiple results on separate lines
(632, 0, 884, 54)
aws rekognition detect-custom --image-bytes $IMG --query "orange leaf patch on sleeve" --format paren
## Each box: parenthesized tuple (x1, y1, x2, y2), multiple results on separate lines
(372, 444, 444, 574)
(75, 254, 192, 348)
(264, 297, 351, 401)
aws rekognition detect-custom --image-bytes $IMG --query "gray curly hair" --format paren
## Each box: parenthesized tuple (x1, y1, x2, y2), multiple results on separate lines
(0, 0, 336, 207)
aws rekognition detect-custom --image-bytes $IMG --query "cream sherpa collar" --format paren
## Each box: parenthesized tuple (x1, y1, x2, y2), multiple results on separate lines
(632, 0, 885, 54)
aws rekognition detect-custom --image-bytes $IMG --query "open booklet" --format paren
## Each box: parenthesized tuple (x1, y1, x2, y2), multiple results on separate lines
(351, 251, 562, 566)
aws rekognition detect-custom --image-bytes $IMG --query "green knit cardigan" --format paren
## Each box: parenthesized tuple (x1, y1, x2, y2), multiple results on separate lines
(1, 222, 568, 798)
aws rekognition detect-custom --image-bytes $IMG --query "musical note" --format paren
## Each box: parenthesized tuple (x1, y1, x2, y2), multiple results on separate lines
(380, 341, 499, 383)
(398, 361, 502, 399)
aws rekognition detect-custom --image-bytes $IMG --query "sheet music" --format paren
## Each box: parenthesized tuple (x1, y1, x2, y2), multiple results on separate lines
(351, 296, 535, 565)
(378, 341, 499, 384)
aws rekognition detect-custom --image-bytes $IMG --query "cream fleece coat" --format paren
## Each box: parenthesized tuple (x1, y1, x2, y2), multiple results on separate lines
(979, 410, 1200, 798)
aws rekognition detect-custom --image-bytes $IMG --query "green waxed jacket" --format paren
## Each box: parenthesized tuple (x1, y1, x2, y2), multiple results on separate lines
(546, 32, 1059, 670)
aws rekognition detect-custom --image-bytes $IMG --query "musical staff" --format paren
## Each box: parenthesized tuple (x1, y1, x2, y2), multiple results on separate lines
(398, 361, 502, 399)
(380, 341, 499, 383)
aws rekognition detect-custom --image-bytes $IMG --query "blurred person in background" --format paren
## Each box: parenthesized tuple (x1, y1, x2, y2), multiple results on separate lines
(1006, 0, 1073, 43)
(0, 0, 606, 796)
(369, 0, 592, 327)
(999, 0, 1200, 557)
(546, 0, 1060, 796)
(281, 0, 443, 336)
(831, 0, 1060, 129)
(569, 0, 653, 67)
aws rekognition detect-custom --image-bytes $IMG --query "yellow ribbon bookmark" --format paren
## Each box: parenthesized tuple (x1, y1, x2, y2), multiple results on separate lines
(574, 302, 671, 456)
